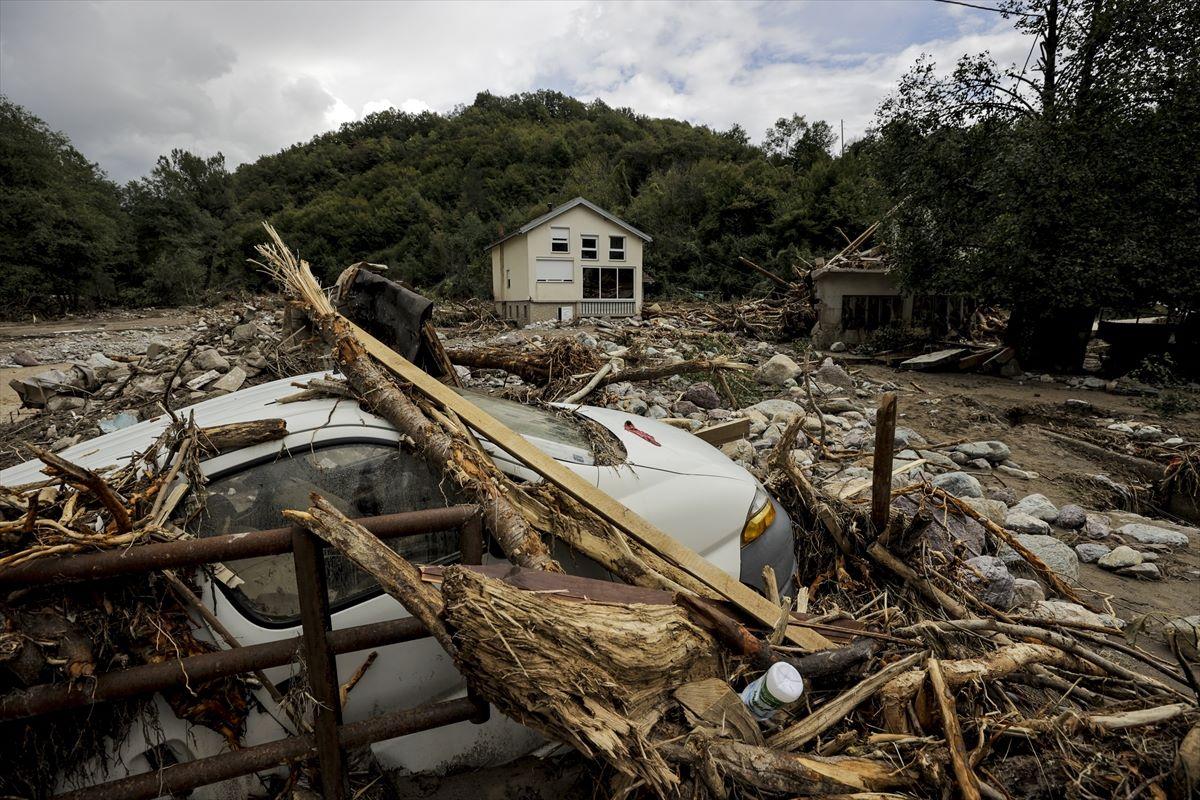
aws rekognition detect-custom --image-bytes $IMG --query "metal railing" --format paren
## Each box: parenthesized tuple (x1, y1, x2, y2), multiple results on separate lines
(0, 506, 488, 800)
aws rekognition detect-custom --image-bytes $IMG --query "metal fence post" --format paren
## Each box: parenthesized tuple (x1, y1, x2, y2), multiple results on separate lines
(291, 527, 349, 800)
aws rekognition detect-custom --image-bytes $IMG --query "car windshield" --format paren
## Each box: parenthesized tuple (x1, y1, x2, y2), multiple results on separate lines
(458, 389, 597, 465)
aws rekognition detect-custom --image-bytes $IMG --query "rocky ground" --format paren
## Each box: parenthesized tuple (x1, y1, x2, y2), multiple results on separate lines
(3, 297, 1198, 667)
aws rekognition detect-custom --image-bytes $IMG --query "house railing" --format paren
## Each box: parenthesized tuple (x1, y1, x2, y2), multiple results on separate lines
(579, 299, 636, 317)
(0, 506, 488, 800)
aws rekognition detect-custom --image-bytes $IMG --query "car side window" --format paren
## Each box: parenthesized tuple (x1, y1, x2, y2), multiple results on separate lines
(194, 442, 463, 624)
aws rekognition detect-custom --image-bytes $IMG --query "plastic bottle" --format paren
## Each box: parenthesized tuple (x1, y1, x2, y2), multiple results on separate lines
(740, 662, 805, 720)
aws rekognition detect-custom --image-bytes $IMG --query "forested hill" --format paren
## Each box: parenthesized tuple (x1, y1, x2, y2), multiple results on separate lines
(1, 91, 884, 312)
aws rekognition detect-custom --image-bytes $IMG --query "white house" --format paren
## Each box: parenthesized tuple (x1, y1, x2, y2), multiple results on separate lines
(488, 197, 651, 323)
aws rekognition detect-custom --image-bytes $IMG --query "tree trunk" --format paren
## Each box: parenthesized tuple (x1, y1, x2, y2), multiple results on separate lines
(1006, 303, 1095, 372)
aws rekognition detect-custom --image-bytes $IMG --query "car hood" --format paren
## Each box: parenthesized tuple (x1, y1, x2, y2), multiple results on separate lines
(570, 405, 751, 482)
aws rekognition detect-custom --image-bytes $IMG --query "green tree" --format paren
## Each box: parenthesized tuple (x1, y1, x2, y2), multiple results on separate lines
(763, 114, 837, 171)
(0, 97, 131, 312)
(875, 0, 1199, 370)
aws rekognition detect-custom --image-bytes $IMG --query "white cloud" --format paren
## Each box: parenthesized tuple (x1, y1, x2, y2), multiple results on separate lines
(0, 0, 1035, 181)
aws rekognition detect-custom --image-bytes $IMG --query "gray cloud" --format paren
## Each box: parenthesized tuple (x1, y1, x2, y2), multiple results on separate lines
(0, 0, 1031, 182)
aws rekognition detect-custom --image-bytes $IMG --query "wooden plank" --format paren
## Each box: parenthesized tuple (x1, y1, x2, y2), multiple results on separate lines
(350, 321, 813, 648)
(834, 459, 927, 500)
(693, 417, 751, 446)
(899, 348, 967, 371)
(955, 345, 1003, 372)
(870, 393, 897, 532)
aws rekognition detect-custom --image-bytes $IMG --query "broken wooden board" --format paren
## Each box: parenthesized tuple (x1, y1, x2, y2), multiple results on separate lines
(693, 417, 750, 446)
(899, 349, 967, 371)
(955, 345, 1005, 372)
(350, 320, 827, 650)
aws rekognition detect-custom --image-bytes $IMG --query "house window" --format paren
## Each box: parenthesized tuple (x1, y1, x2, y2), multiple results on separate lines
(581, 234, 598, 260)
(535, 258, 573, 282)
(583, 267, 635, 299)
(608, 235, 625, 261)
(551, 226, 569, 253)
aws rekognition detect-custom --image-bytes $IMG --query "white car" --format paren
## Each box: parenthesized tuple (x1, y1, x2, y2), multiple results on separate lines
(2, 371, 795, 796)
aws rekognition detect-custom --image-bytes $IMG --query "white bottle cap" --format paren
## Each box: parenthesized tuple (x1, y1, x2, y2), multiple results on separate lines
(764, 661, 804, 705)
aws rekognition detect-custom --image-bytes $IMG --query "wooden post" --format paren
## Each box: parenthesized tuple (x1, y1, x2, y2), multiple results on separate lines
(460, 513, 485, 566)
(291, 528, 349, 800)
(871, 392, 898, 533)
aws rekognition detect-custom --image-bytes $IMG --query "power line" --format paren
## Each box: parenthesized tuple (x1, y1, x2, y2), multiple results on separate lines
(929, 0, 1043, 18)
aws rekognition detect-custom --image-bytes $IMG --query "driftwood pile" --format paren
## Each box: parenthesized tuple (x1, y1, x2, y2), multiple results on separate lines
(0, 416, 291, 796)
(259, 227, 1199, 800)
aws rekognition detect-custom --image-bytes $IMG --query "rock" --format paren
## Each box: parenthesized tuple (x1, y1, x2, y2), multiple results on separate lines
(931, 471, 983, 498)
(576, 333, 598, 349)
(1030, 600, 1118, 629)
(988, 487, 1018, 506)
(50, 434, 81, 452)
(963, 556, 1015, 609)
(12, 350, 39, 367)
(814, 358, 854, 390)
(954, 440, 1011, 463)
(1084, 513, 1111, 539)
(1010, 534, 1079, 582)
(1011, 578, 1045, 607)
(1004, 512, 1052, 536)
(749, 399, 804, 419)
(210, 366, 247, 394)
(617, 397, 649, 416)
(821, 398, 861, 414)
(186, 370, 221, 390)
(963, 497, 1008, 525)
(893, 427, 927, 448)
(918, 449, 958, 469)
(1117, 523, 1191, 547)
(720, 440, 756, 462)
(670, 400, 700, 416)
(967, 458, 992, 471)
(232, 322, 259, 342)
(145, 338, 172, 360)
(829, 341, 847, 352)
(997, 465, 1037, 480)
(679, 382, 718, 410)
(647, 405, 669, 420)
(1055, 504, 1086, 530)
(756, 354, 802, 386)
(130, 374, 167, 397)
(193, 348, 230, 373)
(1117, 563, 1161, 580)
(1011, 494, 1059, 523)
(1098, 545, 1142, 569)
(1074, 543, 1110, 563)
(949, 451, 969, 465)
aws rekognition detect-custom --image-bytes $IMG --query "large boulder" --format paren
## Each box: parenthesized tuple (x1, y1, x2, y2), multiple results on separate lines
(756, 354, 802, 386)
(1083, 513, 1112, 539)
(1117, 523, 1191, 547)
(931, 471, 983, 499)
(683, 382, 722, 410)
(1011, 494, 1059, 523)
(1011, 578, 1045, 607)
(1074, 543, 1110, 563)
(963, 497, 1008, 526)
(193, 348, 230, 373)
(954, 441, 1011, 464)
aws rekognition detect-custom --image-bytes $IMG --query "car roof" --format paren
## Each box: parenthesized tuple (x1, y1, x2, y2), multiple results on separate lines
(0, 371, 384, 485)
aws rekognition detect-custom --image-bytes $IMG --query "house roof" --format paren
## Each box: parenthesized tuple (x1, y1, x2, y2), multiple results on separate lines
(486, 197, 652, 251)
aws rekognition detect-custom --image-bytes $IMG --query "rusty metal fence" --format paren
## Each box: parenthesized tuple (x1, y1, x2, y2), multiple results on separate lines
(0, 505, 489, 800)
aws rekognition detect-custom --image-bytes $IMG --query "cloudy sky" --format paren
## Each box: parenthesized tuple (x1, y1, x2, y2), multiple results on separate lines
(0, 0, 1032, 183)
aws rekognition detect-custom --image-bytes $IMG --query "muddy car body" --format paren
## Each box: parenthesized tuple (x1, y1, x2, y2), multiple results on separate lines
(1, 371, 795, 795)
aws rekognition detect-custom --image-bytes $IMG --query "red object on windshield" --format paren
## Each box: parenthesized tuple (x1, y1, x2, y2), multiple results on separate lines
(624, 420, 661, 446)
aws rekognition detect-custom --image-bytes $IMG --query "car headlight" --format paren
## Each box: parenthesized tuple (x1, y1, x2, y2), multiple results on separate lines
(741, 484, 776, 546)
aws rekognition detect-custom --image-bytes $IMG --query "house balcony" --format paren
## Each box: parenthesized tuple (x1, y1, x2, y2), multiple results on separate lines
(579, 299, 637, 317)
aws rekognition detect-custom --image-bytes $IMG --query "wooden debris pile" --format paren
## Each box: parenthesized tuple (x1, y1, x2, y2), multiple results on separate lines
(259, 226, 1198, 800)
(0, 417, 279, 797)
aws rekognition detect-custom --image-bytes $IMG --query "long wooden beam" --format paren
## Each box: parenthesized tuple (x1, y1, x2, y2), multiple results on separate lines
(348, 320, 819, 648)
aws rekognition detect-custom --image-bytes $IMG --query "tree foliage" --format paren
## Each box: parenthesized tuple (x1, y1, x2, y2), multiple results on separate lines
(875, 0, 1199, 367)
